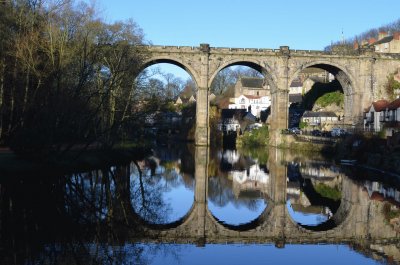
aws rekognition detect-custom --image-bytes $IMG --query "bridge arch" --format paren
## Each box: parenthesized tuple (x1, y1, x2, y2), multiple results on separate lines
(285, 182, 353, 233)
(289, 61, 358, 124)
(206, 199, 274, 232)
(128, 199, 197, 230)
(208, 59, 278, 92)
(140, 56, 201, 87)
(285, 202, 352, 233)
(289, 60, 357, 88)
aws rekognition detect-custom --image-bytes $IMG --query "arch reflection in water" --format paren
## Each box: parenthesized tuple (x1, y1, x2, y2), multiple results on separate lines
(130, 151, 195, 225)
(286, 161, 342, 228)
(208, 149, 269, 226)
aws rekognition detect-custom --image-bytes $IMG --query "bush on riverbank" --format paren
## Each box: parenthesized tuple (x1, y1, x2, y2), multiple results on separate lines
(237, 126, 269, 147)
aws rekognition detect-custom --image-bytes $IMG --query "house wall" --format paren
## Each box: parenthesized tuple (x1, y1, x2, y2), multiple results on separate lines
(234, 80, 270, 98)
(374, 110, 381, 131)
(229, 95, 271, 117)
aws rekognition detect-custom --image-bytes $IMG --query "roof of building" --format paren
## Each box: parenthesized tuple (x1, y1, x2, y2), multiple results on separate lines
(371, 99, 390, 112)
(188, 95, 196, 102)
(221, 109, 247, 119)
(240, 77, 264, 88)
(373, 35, 394, 45)
(302, 111, 337, 118)
(290, 79, 303, 87)
(243, 112, 257, 122)
(175, 97, 183, 104)
(243, 94, 261, 99)
(387, 97, 400, 110)
(289, 93, 302, 103)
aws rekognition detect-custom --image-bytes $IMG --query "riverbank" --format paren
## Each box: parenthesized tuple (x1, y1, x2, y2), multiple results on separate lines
(335, 134, 400, 175)
(237, 126, 400, 176)
(0, 144, 152, 177)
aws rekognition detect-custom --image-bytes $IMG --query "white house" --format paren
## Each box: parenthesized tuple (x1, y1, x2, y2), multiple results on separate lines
(364, 99, 390, 132)
(231, 164, 270, 198)
(364, 98, 400, 136)
(385, 98, 400, 123)
(228, 94, 271, 117)
(301, 111, 338, 126)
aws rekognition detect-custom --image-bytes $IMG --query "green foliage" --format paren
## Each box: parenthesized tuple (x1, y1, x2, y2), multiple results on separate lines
(239, 126, 269, 147)
(314, 183, 341, 201)
(238, 147, 269, 164)
(315, 91, 344, 107)
(382, 203, 400, 221)
(160, 101, 178, 112)
(378, 129, 386, 139)
(386, 73, 400, 99)
(299, 121, 308, 129)
(302, 80, 342, 110)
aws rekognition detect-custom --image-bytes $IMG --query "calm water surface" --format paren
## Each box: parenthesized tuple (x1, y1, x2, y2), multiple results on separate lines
(1, 144, 399, 264)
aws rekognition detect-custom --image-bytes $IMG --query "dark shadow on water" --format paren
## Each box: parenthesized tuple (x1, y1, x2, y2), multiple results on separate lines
(222, 133, 237, 150)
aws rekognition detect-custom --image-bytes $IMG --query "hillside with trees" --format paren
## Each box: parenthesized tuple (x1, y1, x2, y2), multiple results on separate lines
(325, 18, 400, 51)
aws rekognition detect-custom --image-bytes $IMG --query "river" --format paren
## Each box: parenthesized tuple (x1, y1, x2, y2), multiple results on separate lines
(0, 144, 399, 264)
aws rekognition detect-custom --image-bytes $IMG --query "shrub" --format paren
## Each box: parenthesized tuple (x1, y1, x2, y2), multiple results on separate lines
(239, 126, 269, 147)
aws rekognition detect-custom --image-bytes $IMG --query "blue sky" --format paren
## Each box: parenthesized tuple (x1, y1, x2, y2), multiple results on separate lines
(98, 0, 400, 50)
(95, 0, 400, 79)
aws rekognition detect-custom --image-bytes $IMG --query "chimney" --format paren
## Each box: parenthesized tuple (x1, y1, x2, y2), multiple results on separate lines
(378, 31, 388, 40)
(353, 40, 359, 49)
(393, 32, 400, 40)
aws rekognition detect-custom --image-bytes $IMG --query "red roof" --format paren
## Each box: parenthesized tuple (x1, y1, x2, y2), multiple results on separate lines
(394, 32, 400, 40)
(372, 99, 389, 112)
(368, 38, 377, 44)
(388, 98, 400, 110)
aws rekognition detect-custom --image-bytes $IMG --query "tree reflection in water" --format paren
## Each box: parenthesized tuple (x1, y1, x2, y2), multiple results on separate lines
(130, 159, 172, 224)
(0, 157, 187, 265)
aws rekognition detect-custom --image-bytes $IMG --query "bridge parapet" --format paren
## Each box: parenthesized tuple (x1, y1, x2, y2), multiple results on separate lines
(139, 44, 200, 52)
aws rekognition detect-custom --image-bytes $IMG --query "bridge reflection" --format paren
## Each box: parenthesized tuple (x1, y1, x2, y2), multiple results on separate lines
(100, 146, 400, 247)
(1, 146, 399, 264)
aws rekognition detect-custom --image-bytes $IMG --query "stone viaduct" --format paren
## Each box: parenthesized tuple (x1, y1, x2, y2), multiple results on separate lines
(127, 147, 399, 252)
(139, 44, 400, 146)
